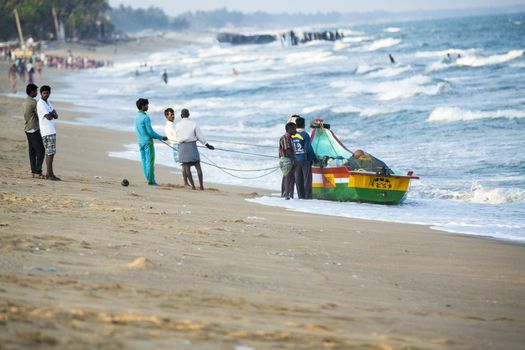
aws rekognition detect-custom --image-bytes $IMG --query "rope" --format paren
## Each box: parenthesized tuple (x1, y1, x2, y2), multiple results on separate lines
(199, 152, 280, 179)
(206, 139, 275, 149)
(159, 140, 280, 179)
(196, 145, 278, 159)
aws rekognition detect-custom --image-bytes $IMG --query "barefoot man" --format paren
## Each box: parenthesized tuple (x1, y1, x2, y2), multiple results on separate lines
(174, 108, 214, 190)
(36, 85, 60, 180)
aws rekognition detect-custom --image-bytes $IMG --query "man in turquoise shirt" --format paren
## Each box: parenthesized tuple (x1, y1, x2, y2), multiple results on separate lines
(134, 98, 167, 185)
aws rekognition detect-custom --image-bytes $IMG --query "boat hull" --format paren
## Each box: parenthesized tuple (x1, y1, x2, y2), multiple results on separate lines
(312, 166, 416, 204)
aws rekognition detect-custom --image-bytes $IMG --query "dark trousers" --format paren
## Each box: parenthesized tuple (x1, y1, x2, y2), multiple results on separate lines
(294, 160, 313, 199)
(25, 130, 45, 174)
(283, 167, 296, 199)
(281, 176, 295, 198)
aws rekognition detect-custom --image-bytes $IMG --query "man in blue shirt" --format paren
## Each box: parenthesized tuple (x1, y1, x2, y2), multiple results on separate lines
(292, 116, 317, 199)
(134, 98, 167, 185)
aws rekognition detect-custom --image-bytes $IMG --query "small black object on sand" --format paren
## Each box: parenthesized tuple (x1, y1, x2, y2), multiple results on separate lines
(121, 179, 129, 187)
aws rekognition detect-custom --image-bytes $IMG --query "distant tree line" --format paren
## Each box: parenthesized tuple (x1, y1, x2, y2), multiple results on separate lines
(174, 8, 344, 30)
(1, 1, 524, 42)
(0, 0, 113, 42)
(108, 5, 189, 33)
(0, 3, 342, 42)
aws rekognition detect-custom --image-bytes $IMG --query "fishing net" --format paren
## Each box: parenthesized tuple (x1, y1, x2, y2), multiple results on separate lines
(311, 127, 392, 174)
(279, 157, 293, 175)
(311, 128, 352, 159)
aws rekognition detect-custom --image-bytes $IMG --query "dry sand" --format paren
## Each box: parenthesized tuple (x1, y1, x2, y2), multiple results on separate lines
(1, 44, 525, 350)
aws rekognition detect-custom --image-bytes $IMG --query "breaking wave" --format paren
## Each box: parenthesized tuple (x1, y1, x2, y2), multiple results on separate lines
(415, 184, 525, 204)
(335, 75, 448, 101)
(427, 50, 524, 71)
(427, 107, 525, 122)
(356, 38, 402, 51)
(415, 48, 478, 58)
(456, 50, 524, 67)
(384, 27, 402, 33)
(368, 65, 411, 78)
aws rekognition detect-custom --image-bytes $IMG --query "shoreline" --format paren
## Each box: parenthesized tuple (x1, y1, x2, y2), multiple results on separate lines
(2, 57, 524, 244)
(1, 42, 525, 349)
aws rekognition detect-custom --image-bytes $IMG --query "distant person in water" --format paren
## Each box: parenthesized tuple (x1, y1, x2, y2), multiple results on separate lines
(161, 69, 168, 84)
(134, 98, 168, 186)
(174, 108, 214, 190)
(232, 67, 239, 76)
(389, 54, 396, 64)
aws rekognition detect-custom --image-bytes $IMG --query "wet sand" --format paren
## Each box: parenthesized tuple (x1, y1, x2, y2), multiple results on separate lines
(1, 45, 525, 350)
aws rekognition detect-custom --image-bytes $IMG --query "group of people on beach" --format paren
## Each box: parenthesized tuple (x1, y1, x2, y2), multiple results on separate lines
(279, 115, 318, 200)
(132, 98, 322, 198)
(134, 99, 214, 190)
(22, 83, 60, 181)
(5, 47, 112, 93)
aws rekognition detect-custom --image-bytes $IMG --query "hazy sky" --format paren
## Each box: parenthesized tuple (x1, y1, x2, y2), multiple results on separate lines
(109, 0, 525, 14)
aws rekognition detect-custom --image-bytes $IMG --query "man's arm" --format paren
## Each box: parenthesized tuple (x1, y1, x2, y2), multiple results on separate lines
(37, 102, 54, 120)
(304, 135, 318, 163)
(194, 125, 207, 145)
(195, 125, 214, 149)
(22, 101, 33, 123)
(144, 116, 163, 140)
(285, 137, 296, 161)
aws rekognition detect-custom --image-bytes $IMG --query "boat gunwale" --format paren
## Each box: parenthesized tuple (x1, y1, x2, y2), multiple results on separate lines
(312, 166, 420, 180)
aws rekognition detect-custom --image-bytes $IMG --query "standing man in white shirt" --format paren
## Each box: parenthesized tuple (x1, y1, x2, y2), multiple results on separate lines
(164, 107, 179, 162)
(174, 108, 214, 190)
(36, 85, 60, 181)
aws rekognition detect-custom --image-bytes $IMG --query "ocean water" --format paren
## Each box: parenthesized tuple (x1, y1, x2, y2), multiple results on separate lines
(54, 13, 524, 242)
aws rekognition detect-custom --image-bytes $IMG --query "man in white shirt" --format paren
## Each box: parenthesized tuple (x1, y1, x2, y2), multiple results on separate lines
(164, 108, 179, 163)
(36, 85, 60, 181)
(174, 108, 214, 190)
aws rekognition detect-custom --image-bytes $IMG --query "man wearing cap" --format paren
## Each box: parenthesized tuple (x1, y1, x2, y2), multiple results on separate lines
(134, 98, 167, 185)
(174, 108, 214, 190)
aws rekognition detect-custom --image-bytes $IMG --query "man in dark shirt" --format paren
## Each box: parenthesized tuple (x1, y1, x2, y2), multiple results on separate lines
(279, 122, 297, 200)
(23, 83, 45, 178)
(292, 116, 317, 199)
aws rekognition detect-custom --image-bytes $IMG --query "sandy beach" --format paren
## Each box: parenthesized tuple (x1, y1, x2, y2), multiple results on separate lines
(1, 42, 525, 350)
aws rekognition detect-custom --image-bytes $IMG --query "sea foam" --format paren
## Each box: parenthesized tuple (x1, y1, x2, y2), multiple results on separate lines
(457, 50, 524, 67)
(414, 183, 525, 204)
(427, 107, 525, 122)
(334, 75, 448, 101)
(384, 27, 402, 33)
(356, 38, 402, 51)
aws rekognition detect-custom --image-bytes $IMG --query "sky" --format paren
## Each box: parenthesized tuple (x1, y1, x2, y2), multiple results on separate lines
(109, 0, 525, 15)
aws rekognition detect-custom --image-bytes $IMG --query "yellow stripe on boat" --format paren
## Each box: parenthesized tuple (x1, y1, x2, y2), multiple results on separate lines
(348, 174, 410, 191)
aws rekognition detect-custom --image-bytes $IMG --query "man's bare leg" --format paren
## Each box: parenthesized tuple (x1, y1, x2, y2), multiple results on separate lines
(182, 165, 191, 187)
(45, 155, 60, 180)
(183, 164, 196, 190)
(195, 162, 204, 190)
(45, 154, 54, 178)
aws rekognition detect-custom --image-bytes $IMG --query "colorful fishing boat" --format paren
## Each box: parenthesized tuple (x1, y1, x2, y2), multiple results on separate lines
(310, 120, 419, 204)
